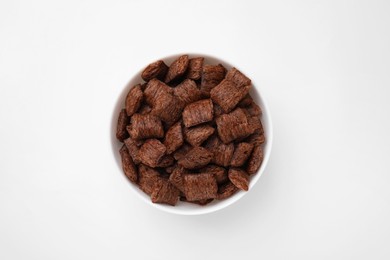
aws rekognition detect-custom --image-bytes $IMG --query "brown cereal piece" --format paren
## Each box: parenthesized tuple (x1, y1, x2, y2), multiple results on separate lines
(213, 142, 234, 167)
(169, 166, 186, 192)
(125, 84, 143, 117)
(216, 181, 238, 200)
(151, 91, 182, 126)
(231, 142, 254, 167)
(183, 173, 218, 201)
(200, 165, 227, 184)
(213, 143, 234, 167)
(165, 55, 189, 83)
(246, 132, 265, 146)
(243, 107, 263, 134)
(247, 145, 264, 175)
(178, 147, 213, 169)
(221, 107, 248, 125)
(210, 79, 250, 113)
(124, 137, 142, 165)
(184, 125, 215, 147)
(185, 57, 204, 80)
(119, 145, 138, 183)
(204, 135, 234, 167)
(238, 94, 253, 107)
(116, 109, 129, 142)
(163, 121, 183, 154)
(138, 164, 161, 195)
(247, 115, 263, 134)
(138, 103, 152, 115)
(173, 79, 202, 107)
(127, 113, 164, 140)
(228, 168, 249, 191)
(173, 143, 192, 161)
(144, 79, 173, 106)
(156, 155, 175, 168)
(151, 178, 180, 206)
(138, 139, 167, 168)
(246, 102, 262, 117)
(182, 99, 214, 127)
(224, 124, 255, 144)
(200, 64, 226, 96)
(141, 60, 169, 82)
(179, 196, 214, 205)
(215, 108, 255, 144)
(225, 67, 251, 88)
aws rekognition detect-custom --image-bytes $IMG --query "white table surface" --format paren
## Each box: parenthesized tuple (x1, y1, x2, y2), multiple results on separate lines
(1, 0, 390, 259)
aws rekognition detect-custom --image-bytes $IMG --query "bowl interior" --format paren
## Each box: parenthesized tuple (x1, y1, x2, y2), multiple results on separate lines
(111, 54, 273, 215)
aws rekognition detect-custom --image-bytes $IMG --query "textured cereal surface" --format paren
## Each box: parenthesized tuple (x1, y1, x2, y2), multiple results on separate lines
(116, 55, 266, 206)
(119, 145, 138, 183)
(182, 99, 214, 127)
(141, 60, 168, 82)
(183, 173, 218, 201)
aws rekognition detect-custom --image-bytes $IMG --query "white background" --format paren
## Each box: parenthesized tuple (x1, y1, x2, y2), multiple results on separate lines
(1, 0, 390, 259)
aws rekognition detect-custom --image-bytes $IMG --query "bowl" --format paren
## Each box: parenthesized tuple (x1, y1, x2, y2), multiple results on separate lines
(111, 53, 273, 215)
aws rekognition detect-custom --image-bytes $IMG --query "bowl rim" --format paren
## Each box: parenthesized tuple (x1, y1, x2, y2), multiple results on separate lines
(110, 53, 273, 215)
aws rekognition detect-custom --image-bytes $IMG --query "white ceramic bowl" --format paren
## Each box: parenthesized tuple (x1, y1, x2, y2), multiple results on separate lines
(111, 53, 273, 215)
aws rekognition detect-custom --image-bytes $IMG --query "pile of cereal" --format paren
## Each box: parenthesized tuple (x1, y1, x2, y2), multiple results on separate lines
(116, 55, 265, 206)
